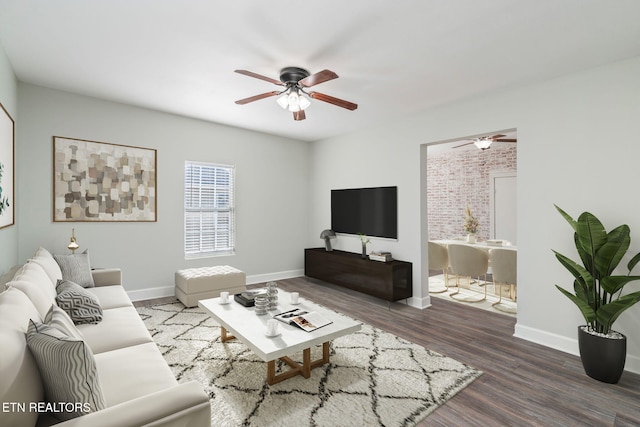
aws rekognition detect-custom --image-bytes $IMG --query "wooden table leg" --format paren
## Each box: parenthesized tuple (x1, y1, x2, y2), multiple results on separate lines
(266, 342, 332, 385)
(220, 326, 235, 342)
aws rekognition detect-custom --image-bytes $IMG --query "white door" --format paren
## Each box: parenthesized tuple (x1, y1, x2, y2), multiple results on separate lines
(491, 173, 517, 245)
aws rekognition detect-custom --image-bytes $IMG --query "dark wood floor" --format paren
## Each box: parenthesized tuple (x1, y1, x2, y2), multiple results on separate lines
(136, 277, 640, 427)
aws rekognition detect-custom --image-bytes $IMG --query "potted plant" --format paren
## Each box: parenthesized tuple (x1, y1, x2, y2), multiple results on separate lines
(463, 206, 479, 243)
(553, 205, 640, 383)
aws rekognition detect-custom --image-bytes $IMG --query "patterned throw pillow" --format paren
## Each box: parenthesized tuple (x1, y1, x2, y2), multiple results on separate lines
(56, 280, 103, 325)
(44, 304, 84, 340)
(53, 250, 95, 288)
(26, 319, 106, 421)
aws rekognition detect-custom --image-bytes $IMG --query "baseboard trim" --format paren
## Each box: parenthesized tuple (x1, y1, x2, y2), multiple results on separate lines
(246, 269, 304, 285)
(514, 323, 640, 375)
(127, 269, 305, 302)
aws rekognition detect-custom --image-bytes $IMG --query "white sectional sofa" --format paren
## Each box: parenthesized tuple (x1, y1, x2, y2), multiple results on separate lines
(0, 248, 210, 427)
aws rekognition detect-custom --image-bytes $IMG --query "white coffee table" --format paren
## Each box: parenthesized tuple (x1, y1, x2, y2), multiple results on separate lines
(198, 290, 361, 385)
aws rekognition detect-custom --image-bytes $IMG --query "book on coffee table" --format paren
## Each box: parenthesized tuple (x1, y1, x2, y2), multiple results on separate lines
(273, 308, 332, 332)
(234, 288, 267, 307)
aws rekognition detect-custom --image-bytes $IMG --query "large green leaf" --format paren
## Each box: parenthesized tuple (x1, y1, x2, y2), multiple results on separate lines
(601, 275, 640, 296)
(555, 205, 577, 232)
(556, 285, 596, 324)
(553, 250, 593, 290)
(576, 212, 607, 267)
(594, 225, 630, 277)
(628, 251, 640, 272)
(596, 291, 640, 333)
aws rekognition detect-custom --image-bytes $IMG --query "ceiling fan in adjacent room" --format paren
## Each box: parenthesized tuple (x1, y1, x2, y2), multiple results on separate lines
(234, 67, 358, 121)
(453, 134, 517, 151)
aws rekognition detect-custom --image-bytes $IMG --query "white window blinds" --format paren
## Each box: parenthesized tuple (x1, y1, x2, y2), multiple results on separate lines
(184, 161, 235, 258)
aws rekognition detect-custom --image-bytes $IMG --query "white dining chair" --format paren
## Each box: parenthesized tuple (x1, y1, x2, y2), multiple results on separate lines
(489, 248, 517, 313)
(447, 243, 489, 303)
(428, 241, 450, 293)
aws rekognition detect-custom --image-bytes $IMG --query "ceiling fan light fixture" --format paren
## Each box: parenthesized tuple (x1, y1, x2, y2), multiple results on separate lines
(278, 88, 310, 112)
(474, 137, 493, 150)
(276, 93, 289, 109)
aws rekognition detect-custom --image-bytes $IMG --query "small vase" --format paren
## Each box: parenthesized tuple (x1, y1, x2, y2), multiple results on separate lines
(467, 233, 476, 244)
(362, 243, 367, 259)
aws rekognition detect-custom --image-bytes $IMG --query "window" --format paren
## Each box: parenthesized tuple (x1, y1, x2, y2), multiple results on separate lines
(184, 161, 235, 258)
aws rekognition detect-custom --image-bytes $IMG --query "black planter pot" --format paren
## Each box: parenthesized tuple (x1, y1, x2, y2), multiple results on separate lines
(578, 326, 627, 384)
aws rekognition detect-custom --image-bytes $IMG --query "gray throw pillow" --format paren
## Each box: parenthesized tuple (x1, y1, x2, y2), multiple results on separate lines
(44, 304, 84, 340)
(53, 250, 95, 288)
(56, 279, 103, 325)
(26, 319, 106, 421)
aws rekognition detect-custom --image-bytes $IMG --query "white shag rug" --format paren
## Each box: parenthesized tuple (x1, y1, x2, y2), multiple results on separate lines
(137, 302, 482, 427)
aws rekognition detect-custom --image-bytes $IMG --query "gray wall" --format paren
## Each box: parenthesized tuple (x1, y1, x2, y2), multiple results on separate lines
(0, 41, 18, 274)
(308, 55, 640, 373)
(16, 83, 310, 298)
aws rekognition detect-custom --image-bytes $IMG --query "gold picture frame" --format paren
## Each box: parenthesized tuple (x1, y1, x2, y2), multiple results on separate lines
(0, 102, 14, 230)
(53, 136, 157, 222)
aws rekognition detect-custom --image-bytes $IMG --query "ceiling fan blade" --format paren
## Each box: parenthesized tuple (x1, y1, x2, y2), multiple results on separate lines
(234, 91, 280, 105)
(234, 70, 284, 86)
(490, 134, 507, 139)
(293, 110, 306, 121)
(299, 69, 339, 88)
(453, 141, 475, 149)
(495, 139, 517, 142)
(308, 92, 358, 110)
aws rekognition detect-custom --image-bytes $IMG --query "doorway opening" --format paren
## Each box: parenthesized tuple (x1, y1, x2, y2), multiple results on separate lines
(421, 129, 517, 316)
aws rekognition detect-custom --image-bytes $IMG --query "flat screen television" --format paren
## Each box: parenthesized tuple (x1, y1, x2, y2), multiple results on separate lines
(331, 186, 398, 239)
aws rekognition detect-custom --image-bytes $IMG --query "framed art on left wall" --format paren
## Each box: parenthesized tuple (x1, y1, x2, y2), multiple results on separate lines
(0, 102, 14, 230)
(53, 136, 157, 222)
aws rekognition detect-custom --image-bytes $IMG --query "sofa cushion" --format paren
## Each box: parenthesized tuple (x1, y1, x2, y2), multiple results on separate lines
(76, 306, 153, 354)
(12, 261, 57, 302)
(30, 247, 63, 285)
(7, 279, 55, 320)
(85, 285, 133, 310)
(56, 280, 103, 325)
(53, 250, 95, 288)
(94, 342, 178, 407)
(0, 264, 21, 290)
(26, 319, 106, 421)
(0, 288, 43, 427)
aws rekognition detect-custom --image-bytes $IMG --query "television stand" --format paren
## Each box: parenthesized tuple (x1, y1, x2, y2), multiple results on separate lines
(304, 248, 412, 302)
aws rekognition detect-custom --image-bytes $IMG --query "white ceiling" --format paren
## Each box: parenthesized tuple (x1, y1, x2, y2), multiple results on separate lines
(1, 1, 639, 142)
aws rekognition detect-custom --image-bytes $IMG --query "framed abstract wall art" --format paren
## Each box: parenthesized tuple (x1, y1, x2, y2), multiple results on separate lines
(0, 101, 14, 230)
(53, 136, 157, 222)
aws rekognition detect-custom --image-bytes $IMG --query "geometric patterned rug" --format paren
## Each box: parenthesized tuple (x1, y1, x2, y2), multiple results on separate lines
(137, 302, 482, 427)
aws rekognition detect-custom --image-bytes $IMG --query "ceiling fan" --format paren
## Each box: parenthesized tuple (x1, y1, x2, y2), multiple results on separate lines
(453, 134, 517, 151)
(234, 67, 358, 121)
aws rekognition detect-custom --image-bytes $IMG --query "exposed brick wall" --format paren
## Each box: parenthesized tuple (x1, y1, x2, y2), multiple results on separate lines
(426, 144, 517, 241)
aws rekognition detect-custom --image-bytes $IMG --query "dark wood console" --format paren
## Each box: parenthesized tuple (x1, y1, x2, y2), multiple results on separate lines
(304, 248, 412, 302)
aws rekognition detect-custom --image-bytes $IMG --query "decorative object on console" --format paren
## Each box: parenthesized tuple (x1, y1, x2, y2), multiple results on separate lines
(369, 251, 393, 262)
(554, 205, 640, 384)
(67, 228, 80, 253)
(320, 229, 336, 251)
(53, 136, 157, 222)
(358, 233, 370, 259)
(0, 101, 14, 230)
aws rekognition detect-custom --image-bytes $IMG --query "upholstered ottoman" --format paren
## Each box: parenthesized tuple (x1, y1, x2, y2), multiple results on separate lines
(175, 266, 246, 307)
